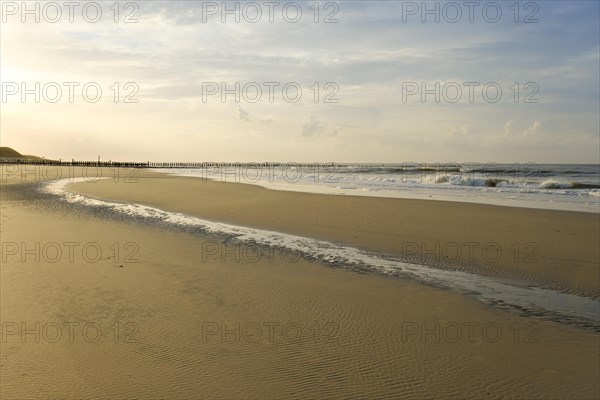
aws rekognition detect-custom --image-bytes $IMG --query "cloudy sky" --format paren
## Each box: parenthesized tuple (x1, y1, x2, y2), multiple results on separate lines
(1, 0, 598, 163)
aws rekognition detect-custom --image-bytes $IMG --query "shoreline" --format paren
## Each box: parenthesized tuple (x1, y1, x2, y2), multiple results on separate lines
(61, 170, 599, 300)
(39, 178, 598, 330)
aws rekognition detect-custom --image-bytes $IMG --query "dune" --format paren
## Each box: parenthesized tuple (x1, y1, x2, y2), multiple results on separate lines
(0, 146, 44, 161)
(0, 146, 25, 158)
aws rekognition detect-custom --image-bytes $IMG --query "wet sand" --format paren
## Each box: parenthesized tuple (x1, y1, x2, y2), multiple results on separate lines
(1, 167, 599, 399)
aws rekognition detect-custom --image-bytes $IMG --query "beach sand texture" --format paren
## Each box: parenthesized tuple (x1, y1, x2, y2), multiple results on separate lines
(1, 168, 598, 399)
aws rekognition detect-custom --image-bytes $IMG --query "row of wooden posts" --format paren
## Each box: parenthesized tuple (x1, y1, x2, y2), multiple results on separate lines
(0, 159, 343, 168)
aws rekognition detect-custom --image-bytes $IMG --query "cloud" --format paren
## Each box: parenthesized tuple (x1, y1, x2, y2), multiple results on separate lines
(301, 115, 339, 137)
(237, 106, 250, 122)
(236, 108, 275, 124)
(501, 120, 542, 139)
(259, 115, 275, 124)
(503, 119, 519, 137)
(449, 123, 480, 137)
(523, 121, 542, 136)
(302, 115, 326, 136)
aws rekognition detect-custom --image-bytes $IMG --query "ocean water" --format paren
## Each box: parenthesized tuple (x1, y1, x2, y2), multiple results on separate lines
(156, 163, 600, 213)
(43, 178, 600, 331)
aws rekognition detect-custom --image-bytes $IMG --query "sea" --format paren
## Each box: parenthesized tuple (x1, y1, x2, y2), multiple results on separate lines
(155, 163, 600, 213)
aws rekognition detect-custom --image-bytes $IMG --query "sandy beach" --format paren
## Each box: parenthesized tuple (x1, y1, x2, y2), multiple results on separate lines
(1, 167, 599, 399)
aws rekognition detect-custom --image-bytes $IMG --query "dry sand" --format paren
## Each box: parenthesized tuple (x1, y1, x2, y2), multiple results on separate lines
(1, 167, 599, 399)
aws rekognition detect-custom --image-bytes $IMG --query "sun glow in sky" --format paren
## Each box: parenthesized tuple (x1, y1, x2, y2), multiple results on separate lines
(0, 1, 599, 163)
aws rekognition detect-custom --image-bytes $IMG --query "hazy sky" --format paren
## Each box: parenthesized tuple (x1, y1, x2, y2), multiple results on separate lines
(1, 0, 599, 163)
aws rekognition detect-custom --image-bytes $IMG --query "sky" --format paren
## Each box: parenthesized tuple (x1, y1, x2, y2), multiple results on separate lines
(0, 0, 599, 163)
